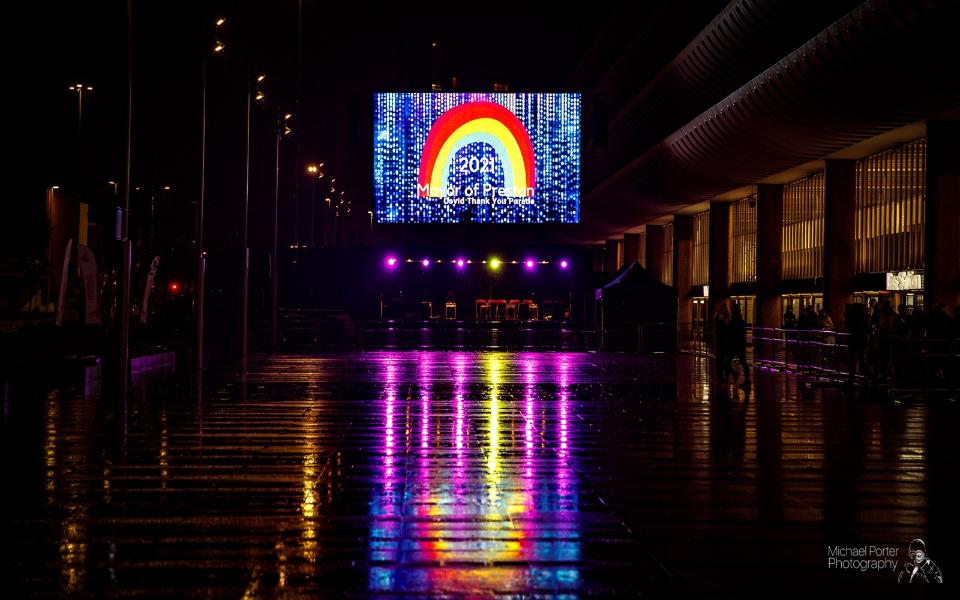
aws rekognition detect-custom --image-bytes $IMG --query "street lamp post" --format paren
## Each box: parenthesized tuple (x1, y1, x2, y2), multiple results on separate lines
(324, 196, 331, 247)
(306, 164, 317, 248)
(239, 77, 254, 360)
(117, 0, 134, 403)
(311, 177, 317, 246)
(197, 18, 226, 378)
(67, 82, 93, 132)
(272, 113, 293, 352)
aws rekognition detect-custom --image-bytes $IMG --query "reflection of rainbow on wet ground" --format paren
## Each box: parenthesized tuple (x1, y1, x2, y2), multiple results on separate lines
(368, 352, 580, 594)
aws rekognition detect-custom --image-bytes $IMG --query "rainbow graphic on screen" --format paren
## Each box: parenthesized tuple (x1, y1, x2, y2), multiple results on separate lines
(417, 102, 536, 198)
(374, 93, 580, 223)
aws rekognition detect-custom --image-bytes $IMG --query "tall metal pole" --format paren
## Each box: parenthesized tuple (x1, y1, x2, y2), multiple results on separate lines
(310, 177, 316, 246)
(77, 88, 84, 132)
(195, 55, 208, 378)
(271, 116, 281, 353)
(293, 187, 299, 247)
(118, 0, 134, 401)
(240, 81, 251, 360)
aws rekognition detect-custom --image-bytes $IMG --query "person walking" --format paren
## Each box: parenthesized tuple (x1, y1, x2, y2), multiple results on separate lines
(845, 303, 870, 382)
(714, 301, 732, 383)
(729, 303, 750, 385)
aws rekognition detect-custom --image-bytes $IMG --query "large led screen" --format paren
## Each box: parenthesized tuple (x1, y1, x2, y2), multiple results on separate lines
(374, 93, 580, 224)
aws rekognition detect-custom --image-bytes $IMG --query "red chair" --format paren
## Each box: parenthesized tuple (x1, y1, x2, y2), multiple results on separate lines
(522, 299, 539, 320)
(475, 299, 491, 321)
(505, 299, 520, 320)
(489, 299, 507, 320)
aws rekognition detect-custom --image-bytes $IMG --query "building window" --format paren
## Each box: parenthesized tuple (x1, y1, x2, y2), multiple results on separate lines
(855, 138, 926, 274)
(691, 211, 709, 286)
(782, 172, 824, 280)
(731, 194, 757, 283)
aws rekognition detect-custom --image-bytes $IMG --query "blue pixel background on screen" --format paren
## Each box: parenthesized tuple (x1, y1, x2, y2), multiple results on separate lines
(374, 93, 581, 224)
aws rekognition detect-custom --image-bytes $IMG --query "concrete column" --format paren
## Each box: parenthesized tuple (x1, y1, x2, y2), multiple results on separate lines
(824, 159, 857, 326)
(673, 215, 694, 326)
(756, 184, 783, 328)
(645, 225, 666, 283)
(604, 239, 621, 275)
(708, 201, 732, 315)
(622, 233, 642, 266)
(925, 120, 960, 308)
(591, 244, 604, 273)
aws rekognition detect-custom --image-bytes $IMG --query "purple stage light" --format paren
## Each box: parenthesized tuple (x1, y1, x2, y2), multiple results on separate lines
(421, 258, 430, 268)
(385, 256, 398, 268)
(455, 258, 465, 269)
(559, 259, 569, 270)
(524, 259, 536, 270)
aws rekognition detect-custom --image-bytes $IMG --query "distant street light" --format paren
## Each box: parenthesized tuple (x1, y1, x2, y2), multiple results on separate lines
(67, 82, 93, 131)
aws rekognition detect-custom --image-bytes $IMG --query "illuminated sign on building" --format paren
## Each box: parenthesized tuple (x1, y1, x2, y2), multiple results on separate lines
(885, 270, 924, 291)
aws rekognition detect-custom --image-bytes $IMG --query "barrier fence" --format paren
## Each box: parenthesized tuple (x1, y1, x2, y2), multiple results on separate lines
(271, 311, 959, 394)
(681, 323, 960, 395)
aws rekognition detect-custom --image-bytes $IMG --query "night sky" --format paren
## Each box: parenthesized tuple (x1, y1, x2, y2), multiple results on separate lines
(19, 1, 605, 255)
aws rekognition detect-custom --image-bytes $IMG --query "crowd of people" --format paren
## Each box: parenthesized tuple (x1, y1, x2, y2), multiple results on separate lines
(710, 297, 960, 387)
(842, 299, 960, 383)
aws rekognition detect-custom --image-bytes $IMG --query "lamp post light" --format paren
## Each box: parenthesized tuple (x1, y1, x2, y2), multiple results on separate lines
(238, 74, 262, 361)
(305, 162, 325, 246)
(117, 0, 134, 403)
(67, 82, 93, 132)
(272, 112, 293, 353)
(196, 16, 226, 381)
(324, 196, 331, 247)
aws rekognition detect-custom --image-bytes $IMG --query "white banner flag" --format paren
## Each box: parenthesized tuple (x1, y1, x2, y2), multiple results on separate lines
(56, 238, 73, 326)
(77, 244, 100, 325)
(140, 256, 160, 325)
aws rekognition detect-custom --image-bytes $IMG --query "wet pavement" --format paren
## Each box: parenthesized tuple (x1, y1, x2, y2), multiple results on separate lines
(2, 352, 958, 597)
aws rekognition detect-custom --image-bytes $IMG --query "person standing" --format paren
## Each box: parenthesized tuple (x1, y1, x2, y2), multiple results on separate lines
(783, 306, 797, 329)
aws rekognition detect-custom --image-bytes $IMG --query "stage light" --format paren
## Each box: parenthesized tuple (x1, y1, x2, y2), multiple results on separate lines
(489, 258, 501, 271)
(524, 259, 536, 270)
(167, 280, 181, 295)
(455, 258, 465, 269)
(421, 258, 430, 268)
(559, 259, 569, 270)
(385, 256, 398, 269)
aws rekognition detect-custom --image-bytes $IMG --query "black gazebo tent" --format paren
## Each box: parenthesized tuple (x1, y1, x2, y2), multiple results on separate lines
(595, 262, 678, 351)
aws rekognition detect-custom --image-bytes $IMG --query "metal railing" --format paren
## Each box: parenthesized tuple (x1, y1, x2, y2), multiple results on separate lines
(681, 322, 960, 394)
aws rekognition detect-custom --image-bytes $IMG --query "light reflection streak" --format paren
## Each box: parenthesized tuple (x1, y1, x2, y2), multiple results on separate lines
(384, 360, 397, 487)
(420, 355, 431, 452)
(299, 384, 322, 573)
(159, 409, 168, 490)
(369, 352, 582, 594)
(454, 354, 466, 478)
